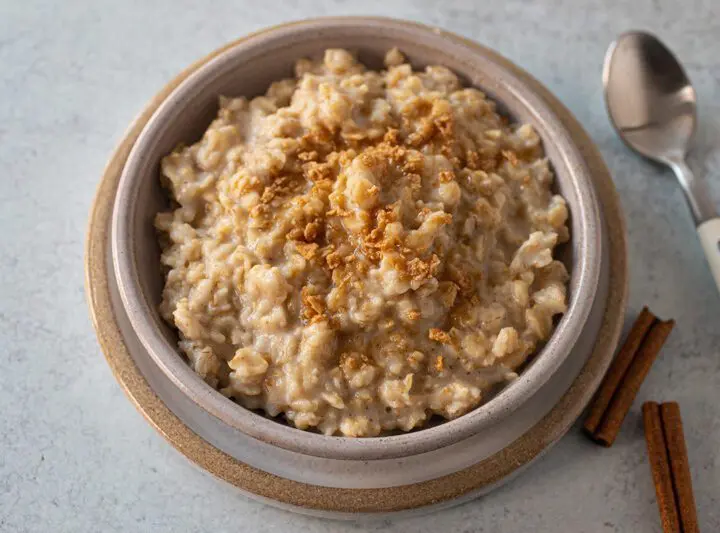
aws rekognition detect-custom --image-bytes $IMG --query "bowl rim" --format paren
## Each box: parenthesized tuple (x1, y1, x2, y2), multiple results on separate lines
(111, 16, 602, 461)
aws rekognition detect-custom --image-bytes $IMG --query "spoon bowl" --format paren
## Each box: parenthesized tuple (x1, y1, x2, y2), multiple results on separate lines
(603, 32, 696, 164)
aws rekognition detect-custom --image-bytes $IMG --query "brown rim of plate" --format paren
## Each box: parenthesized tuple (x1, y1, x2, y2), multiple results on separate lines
(85, 17, 628, 514)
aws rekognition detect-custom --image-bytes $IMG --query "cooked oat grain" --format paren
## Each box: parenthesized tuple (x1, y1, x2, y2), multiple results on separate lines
(155, 48, 569, 437)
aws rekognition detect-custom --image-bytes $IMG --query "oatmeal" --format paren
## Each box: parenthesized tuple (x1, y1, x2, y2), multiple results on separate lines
(155, 48, 570, 437)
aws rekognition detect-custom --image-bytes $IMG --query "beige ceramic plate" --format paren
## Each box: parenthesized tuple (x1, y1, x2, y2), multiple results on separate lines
(86, 17, 628, 517)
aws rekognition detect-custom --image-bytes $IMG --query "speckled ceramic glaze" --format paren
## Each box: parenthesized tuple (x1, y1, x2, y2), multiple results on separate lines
(107, 17, 607, 489)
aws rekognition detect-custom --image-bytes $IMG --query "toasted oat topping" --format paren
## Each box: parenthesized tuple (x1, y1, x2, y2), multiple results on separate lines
(429, 328, 452, 344)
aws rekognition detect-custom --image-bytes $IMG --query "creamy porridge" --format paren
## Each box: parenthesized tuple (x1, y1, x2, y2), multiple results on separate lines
(155, 48, 569, 437)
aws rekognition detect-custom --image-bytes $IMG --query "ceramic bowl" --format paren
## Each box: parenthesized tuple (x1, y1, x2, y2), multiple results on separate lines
(110, 17, 603, 476)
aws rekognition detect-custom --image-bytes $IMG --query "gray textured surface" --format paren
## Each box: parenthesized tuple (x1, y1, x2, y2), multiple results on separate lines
(1, 0, 719, 531)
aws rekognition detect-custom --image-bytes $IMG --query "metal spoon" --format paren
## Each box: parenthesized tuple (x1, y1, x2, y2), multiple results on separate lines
(604, 31, 720, 291)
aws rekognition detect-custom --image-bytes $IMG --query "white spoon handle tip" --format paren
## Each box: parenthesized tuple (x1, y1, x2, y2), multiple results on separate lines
(697, 218, 720, 293)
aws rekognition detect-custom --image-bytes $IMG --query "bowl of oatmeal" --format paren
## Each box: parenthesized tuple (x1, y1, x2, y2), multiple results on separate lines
(111, 18, 603, 466)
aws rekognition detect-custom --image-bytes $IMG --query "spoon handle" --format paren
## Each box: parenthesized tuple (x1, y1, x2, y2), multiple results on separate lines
(668, 159, 717, 224)
(669, 159, 720, 292)
(697, 219, 720, 292)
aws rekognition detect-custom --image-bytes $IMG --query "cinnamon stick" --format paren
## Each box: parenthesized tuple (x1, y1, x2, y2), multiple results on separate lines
(660, 402, 699, 533)
(643, 402, 700, 533)
(584, 307, 657, 435)
(589, 317, 675, 446)
(643, 402, 681, 533)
